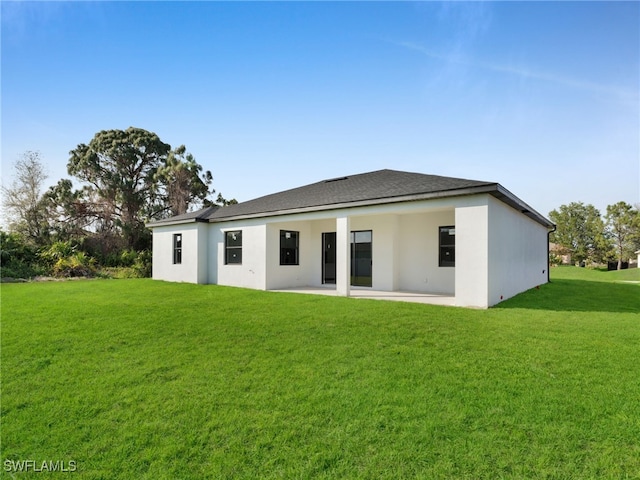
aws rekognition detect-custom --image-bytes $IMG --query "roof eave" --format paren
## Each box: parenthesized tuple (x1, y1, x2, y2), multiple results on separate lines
(491, 185, 554, 229)
(146, 217, 209, 228)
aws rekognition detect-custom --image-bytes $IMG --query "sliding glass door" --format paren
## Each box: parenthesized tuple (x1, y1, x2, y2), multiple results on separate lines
(322, 230, 372, 287)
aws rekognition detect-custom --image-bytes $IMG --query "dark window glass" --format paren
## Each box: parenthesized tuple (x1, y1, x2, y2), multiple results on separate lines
(322, 232, 336, 284)
(225, 231, 242, 264)
(280, 230, 299, 265)
(351, 230, 372, 287)
(439, 226, 455, 267)
(173, 234, 182, 264)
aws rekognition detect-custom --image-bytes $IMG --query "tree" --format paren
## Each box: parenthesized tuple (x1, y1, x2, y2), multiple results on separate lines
(40, 179, 96, 243)
(605, 202, 640, 270)
(215, 193, 238, 206)
(1, 151, 49, 244)
(154, 145, 214, 217)
(68, 127, 171, 250)
(549, 202, 610, 265)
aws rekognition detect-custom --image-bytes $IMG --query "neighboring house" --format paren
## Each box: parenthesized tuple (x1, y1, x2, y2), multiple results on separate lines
(549, 242, 572, 265)
(147, 169, 554, 308)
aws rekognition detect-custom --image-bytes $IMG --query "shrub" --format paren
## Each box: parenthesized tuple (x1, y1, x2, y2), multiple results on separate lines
(100, 251, 151, 278)
(133, 250, 152, 278)
(40, 241, 77, 265)
(52, 251, 96, 278)
(120, 249, 139, 267)
(40, 241, 97, 278)
(0, 231, 43, 279)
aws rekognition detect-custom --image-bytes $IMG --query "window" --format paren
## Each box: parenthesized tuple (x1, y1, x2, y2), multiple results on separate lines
(225, 231, 242, 264)
(280, 230, 299, 265)
(439, 226, 455, 267)
(173, 234, 182, 265)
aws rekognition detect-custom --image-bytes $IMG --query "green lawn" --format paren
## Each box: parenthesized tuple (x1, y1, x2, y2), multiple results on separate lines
(1, 268, 639, 479)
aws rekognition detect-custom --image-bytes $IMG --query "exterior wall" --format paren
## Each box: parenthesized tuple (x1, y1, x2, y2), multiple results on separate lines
(397, 210, 455, 294)
(455, 198, 490, 308)
(487, 196, 549, 306)
(151, 223, 209, 284)
(265, 221, 313, 290)
(454, 194, 550, 308)
(209, 207, 460, 294)
(150, 192, 550, 309)
(212, 219, 267, 290)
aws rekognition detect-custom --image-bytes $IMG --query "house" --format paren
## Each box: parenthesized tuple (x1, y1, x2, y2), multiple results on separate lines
(147, 169, 554, 308)
(549, 242, 572, 265)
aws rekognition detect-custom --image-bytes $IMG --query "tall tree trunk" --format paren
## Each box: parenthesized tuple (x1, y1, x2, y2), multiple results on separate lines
(618, 245, 623, 270)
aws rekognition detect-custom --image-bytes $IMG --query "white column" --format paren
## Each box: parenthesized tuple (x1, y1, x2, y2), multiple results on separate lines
(455, 203, 489, 308)
(336, 215, 351, 297)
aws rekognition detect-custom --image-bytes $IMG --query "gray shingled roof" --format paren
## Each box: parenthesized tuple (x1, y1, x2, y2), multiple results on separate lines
(147, 205, 219, 226)
(208, 169, 496, 221)
(148, 169, 553, 228)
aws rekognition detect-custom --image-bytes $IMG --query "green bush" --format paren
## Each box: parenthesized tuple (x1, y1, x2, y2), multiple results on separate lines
(1, 232, 150, 280)
(0, 231, 43, 279)
(133, 250, 152, 277)
(39, 241, 97, 278)
(1, 259, 45, 279)
(99, 251, 151, 279)
(52, 251, 96, 278)
(40, 241, 76, 265)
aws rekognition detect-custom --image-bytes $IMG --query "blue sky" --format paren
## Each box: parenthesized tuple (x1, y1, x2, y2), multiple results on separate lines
(2, 1, 638, 220)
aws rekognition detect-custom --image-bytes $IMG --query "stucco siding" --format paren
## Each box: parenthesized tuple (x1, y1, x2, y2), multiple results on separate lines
(151, 223, 208, 284)
(455, 199, 490, 308)
(149, 187, 550, 309)
(214, 220, 267, 290)
(265, 221, 313, 290)
(397, 211, 455, 294)
(196, 224, 209, 284)
(487, 196, 549, 306)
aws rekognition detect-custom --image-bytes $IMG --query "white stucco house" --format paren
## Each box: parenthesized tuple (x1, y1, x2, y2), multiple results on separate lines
(147, 169, 554, 308)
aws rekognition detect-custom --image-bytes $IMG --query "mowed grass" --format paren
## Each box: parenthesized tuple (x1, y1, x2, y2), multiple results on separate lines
(1, 268, 639, 479)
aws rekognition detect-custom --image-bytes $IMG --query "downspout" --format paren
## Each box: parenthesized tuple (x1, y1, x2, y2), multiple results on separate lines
(547, 224, 557, 283)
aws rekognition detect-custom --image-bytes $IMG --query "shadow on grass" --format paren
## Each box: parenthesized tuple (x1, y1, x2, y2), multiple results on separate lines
(494, 279, 640, 313)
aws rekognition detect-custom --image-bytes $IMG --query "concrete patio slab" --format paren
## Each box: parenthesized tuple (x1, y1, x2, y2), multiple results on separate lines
(270, 286, 456, 306)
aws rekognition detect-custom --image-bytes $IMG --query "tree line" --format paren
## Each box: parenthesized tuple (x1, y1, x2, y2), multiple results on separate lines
(1, 127, 235, 279)
(549, 201, 640, 269)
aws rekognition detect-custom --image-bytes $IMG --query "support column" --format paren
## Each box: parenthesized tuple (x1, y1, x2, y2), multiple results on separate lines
(336, 215, 351, 297)
(455, 204, 489, 308)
